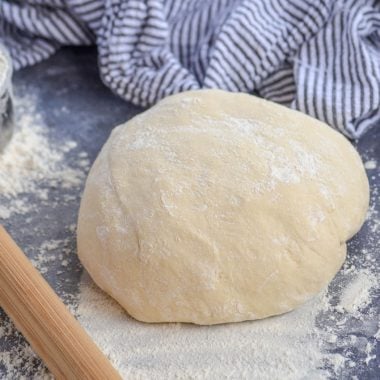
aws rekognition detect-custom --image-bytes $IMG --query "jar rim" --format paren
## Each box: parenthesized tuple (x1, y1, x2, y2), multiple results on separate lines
(0, 44, 12, 93)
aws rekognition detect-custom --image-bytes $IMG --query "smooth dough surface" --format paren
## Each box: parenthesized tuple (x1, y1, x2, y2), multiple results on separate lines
(77, 90, 369, 325)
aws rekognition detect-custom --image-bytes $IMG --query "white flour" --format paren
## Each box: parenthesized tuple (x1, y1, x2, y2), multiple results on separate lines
(0, 95, 88, 218)
(78, 273, 330, 379)
(0, 93, 89, 379)
(0, 92, 378, 379)
(336, 270, 377, 315)
(364, 160, 377, 170)
(76, 257, 379, 379)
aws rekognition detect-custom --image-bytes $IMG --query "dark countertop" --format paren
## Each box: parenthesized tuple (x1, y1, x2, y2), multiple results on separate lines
(0, 47, 379, 379)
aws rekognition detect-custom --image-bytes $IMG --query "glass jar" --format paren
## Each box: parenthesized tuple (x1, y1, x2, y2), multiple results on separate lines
(0, 44, 14, 152)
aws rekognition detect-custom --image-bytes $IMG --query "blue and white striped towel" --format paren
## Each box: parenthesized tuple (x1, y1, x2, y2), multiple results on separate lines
(1, 0, 379, 139)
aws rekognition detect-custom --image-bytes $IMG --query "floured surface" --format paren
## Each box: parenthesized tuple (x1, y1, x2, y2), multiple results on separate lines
(1, 49, 378, 379)
(78, 272, 330, 379)
(0, 90, 90, 378)
(337, 270, 377, 314)
(77, 217, 379, 379)
(0, 49, 141, 379)
(0, 93, 89, 219)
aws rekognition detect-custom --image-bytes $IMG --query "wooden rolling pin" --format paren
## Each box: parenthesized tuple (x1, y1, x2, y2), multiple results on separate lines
(0, 225, 122, 380)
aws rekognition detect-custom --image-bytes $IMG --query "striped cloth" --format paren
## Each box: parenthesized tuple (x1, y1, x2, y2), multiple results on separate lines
(1, 0, 379, 139)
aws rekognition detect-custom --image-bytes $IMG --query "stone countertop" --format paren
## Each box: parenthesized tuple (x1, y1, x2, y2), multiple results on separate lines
(0, 47, 378, 379)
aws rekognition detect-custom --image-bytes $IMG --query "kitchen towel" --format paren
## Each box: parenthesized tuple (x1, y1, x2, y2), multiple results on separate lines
(0, 0, 379, 139)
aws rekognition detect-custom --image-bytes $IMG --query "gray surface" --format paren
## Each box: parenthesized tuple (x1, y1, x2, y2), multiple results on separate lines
(0, 47, 379, 379)
(0, 47, 142, 378)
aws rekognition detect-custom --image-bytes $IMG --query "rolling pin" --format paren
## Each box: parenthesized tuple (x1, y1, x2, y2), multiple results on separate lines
(0, 225, 122, 380)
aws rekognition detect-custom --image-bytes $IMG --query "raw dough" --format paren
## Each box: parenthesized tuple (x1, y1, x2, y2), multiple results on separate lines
(77, 90, 369, 325)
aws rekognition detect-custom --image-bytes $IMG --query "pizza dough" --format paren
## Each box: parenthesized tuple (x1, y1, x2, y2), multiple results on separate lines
(77, 90, 369, 325)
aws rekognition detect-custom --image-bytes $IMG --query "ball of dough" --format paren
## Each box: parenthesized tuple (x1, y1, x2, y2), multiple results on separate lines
(77, 90, 369, 325)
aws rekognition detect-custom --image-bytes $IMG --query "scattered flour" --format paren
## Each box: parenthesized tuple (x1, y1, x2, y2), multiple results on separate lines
(0, 92, 378, 379)
(364, 160, 377, 170)
(0, 92, 90, 378)
(78, 273, 331, 379)
(336, 270, 377, 315)
(0, 322, 53, 380)
(76, 251, 379, 380)
(0, 113, 60, 197)
(0, 94, 87, 217)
